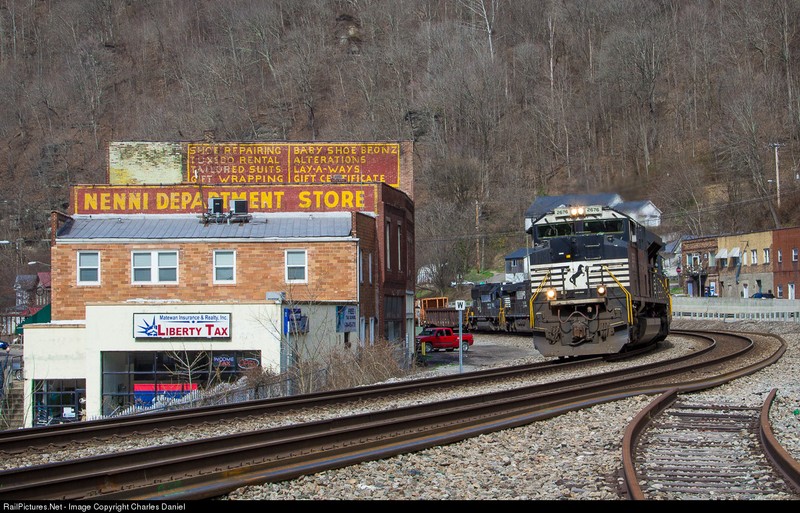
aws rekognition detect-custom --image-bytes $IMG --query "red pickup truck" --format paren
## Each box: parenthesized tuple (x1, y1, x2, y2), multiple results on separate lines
(415, 327, 474, 354)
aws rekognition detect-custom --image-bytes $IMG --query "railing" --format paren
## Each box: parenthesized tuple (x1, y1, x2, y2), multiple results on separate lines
(99, 369, 330, 420)
(671, 297, 800, 322)
(0, 354, 22, 400)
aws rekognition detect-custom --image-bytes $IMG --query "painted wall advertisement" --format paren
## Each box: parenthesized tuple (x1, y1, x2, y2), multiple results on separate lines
(336, 305, 358, 333)
(134, 313, 231, 339)
(186, 142, 400, 186)
(72, 184, 378, 214)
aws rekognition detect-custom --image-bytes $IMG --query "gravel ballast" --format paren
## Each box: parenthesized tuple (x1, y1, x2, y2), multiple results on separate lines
(225, 320, 800, 501)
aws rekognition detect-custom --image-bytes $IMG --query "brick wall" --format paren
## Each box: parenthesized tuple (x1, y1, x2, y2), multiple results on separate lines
(50, 240, 358, 321)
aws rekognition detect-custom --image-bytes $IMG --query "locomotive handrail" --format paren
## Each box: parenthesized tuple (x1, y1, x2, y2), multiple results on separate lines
(662, 276, 673, 316)
(528, 270, 551, 328)
(603, 265, 633, 324)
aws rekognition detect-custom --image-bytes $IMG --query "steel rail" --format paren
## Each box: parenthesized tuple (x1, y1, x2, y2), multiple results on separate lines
(0, 330, 770, 500)
(760, 388, 800, 495)
(622, 387, 800, 499)
(0, 356, 595, 453)
(0, 329, 705, 453)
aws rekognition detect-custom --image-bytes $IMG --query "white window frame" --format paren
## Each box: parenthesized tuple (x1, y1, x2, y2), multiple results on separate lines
(793, 248, 799, 262)
(764, 248, 771, 264)
(751, 249, 757, 265)
(213, 250, 236, 284)
(286, 249, 307, 283)
(397, 223, 402, 271)
(778, 249, 783, 263)
(359, 249, 363, 284)
(385, 221, 391, 270)
(132, 251, 178, 284)
(77, 251, 100, 285)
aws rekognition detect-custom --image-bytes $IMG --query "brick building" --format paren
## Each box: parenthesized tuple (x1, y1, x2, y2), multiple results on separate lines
(716, 231, 774, 298)
(772, 227, 800, 299)
(679, 236, 719, 297)
(680, 229, 785, 299)
(20, 141, 415, 425)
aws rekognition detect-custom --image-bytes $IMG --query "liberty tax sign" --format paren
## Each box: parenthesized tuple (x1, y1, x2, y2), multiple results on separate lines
(134, 313, 231, 339)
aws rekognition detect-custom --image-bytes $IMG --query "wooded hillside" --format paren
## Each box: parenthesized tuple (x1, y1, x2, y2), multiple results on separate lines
(2, 0, 799, 300)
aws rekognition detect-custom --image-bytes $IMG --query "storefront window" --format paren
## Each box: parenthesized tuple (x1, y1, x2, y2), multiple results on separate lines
(32, 379, 86, 426)
(101, 350, 261, 416)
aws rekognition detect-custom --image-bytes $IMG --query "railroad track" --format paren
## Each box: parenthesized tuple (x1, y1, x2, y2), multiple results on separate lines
(621, 389, 800, 499)
(0, 329, 792, 500)
(0, 335, 673, 455)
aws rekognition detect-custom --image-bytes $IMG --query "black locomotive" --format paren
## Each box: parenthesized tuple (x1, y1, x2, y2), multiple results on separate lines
(470, 205, 671, 357)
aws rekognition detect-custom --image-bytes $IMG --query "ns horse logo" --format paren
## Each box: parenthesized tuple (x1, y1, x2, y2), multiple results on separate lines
(566, 263, 589, 289)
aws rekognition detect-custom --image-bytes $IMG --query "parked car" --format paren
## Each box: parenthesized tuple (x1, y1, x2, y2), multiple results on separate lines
(450, 280, 475, 288)
(751, 292, 775, 299)
(415, 327, 474, 353)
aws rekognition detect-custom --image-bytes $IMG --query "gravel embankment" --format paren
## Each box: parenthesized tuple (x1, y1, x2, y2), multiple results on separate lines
(225, 320, 800, 500)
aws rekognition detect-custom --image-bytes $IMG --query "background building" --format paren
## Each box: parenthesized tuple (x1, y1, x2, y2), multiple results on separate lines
(19, 140, 415, 425)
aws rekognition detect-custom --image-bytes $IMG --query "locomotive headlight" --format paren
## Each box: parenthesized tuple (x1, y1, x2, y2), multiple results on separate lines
(545, 288, 557, 300)
(596, 284, 607, 296)
(570, 206, 585, 217)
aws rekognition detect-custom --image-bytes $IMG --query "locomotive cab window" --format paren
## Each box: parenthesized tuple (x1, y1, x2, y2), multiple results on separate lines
(583, 219, 624, 234)
(536, 223, 573, 238)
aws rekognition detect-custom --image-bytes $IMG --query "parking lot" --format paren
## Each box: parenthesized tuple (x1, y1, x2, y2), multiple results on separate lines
(415, 333, 541, 373)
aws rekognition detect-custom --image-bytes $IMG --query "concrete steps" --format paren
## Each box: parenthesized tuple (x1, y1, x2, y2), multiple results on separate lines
(1, 378, 25, 429)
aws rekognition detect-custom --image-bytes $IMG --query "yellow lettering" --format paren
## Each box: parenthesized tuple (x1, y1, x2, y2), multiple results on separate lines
(341, 191, 353, 208)
(129, 193, 141, 211)
(84, 193, 98, 211)
(298, 191, 311, 208)
(156, 193, 169, 209)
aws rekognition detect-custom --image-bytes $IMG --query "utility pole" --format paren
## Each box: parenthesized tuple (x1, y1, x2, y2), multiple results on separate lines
(769, 142, 783, 209)
(475, 200, 480, 272)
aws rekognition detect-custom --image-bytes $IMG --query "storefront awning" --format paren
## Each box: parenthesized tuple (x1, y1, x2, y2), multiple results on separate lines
(729, 247, 741, 258)
(15, 304, 51, 335)
(715, 248, 728, 259)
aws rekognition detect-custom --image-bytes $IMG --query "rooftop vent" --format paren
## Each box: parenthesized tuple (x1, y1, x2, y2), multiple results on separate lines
(209, 198, 224, 215)
(231, 199, 248, 215)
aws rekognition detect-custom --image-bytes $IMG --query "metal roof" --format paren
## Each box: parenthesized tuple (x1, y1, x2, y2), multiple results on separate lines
(56, 213, 354, 241)
(524, 193, 623, 220)
(505, 247, 535, 260)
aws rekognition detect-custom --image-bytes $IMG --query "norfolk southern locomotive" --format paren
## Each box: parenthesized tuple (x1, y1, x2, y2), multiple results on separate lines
(470, 205, 671, 357)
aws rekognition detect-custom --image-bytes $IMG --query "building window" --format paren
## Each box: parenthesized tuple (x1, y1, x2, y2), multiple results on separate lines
(385, 221, 391, 270)
(793, 248, 799, 262)
(369, 253, 373, 284)
(286, 250, 307, 283)
(764, 249, 771, 264)
(214, 250, 235, 283)
(77, 251, 100, 284)
(778, 250, 783, 263)
(32, 379, 86, 426)
(751, 249, 757, 265)
(101, 351, 259, 416)
(359, 249, 363, 284)
(132, 251, 178, 284)
(397, 224, 402, 271)
(777, 285, 783, 298)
